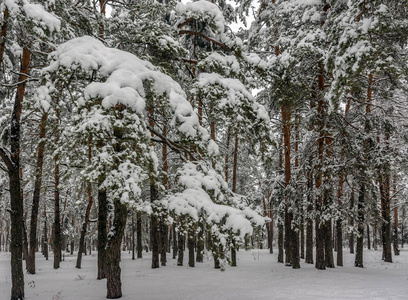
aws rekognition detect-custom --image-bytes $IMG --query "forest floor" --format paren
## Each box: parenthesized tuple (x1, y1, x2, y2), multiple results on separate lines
(0, 248, 407, 299)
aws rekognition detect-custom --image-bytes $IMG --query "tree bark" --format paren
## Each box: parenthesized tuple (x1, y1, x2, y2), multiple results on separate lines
(160, 221, 167, 266)
(278, 223, 284, 263)
(188, 230, 195, 267)
(97, 174, 108, 279)
(76, 178, 93, 268)
(355, 185, 365, 268)
(106, 200, 128, 299)
(177, 231, 184, 266)
(393, 173, 399, 256)
(336, 219, 343, 266)
(380, 174, 392, 262)
(53, 108, 62, 269)
(26, 112, 48, 274)
(43, 204, 48, 260)
(1, 46, 31, 300)
(136, 213, 143, 258)
(196, 223, 204, 263)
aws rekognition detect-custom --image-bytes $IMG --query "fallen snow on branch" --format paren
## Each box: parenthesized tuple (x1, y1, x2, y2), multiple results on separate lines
(44, 35, 201, 138)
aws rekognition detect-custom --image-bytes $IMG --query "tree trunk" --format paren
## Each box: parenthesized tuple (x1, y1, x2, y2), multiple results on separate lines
(367, 224, 371, 250)
(225, 126, 231, 183)
(76, 178, 93, 268)
(355, 185, 365, 268)
(132, 212, 135, 260)
(305, 218, 313, 264)
(53, 108, 62, 269)
(0, 46, 31, 300)
(106, 200, 128, 299)
(230, 134, 239, 267)
(315, 218, 325, 270)
(300, 217, 304, 259)
(136, 212, 143, 258)
(26, 112, 48, 274)
(150, 213, 160, 268)
(43, 204, 49, 260)
(349, 192, 355, 254)
(177, 231, 184, 266)
(324, 219, 334, 268)
(188, 230, 195, 267)
(336, 219, 343, 266)
(278, 223, 284, 263)
(172, 225, 177, 259)
(393, 173, 399, 256)
(97, 177, 108, 279)
(196, 223, 204, 263)
(380, 174, 392, 263)
(160, 221, 167, 266)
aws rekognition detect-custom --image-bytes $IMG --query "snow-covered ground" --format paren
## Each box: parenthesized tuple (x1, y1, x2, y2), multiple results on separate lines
(1, 248, 407, 299)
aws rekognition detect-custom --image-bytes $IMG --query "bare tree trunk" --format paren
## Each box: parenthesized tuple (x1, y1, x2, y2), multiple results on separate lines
(196, 223, 204, 263)
(336, 219, 343, 266)
(380, 174, 392, 263)
(53, 108, 62, 269)
(349, 191, 355, 254)
(76, 177, 93, 267)
(177, 231, 184, 266)
(0, 46, 31, 300)
(137, 213, 143, 259)
(27, 112, 48, 274)
(355, 185, 365, 268)
(278, 222, 284, 263)
(132, 212, 135, 260)
(172, 225, 177, 259)
(278, 139, 284, 263)
(188, 230, 195, 267)
(225, 126, 231, 183)
(230, 134, 239, 266)
(43, 204, 49, 260)
(393, 173, 400, 255)
(97, 174, 107, 279)
(106, 200, 127, 299)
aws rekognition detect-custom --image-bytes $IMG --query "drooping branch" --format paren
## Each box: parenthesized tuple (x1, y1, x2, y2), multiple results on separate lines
(178, 30, 231, 52)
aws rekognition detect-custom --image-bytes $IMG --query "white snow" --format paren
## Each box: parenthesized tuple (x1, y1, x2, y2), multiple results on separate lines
(1, 249, 407, 299)
(176, 0, 226, 34)
(22, 0, 61, 33)
(44, 36, 202, 138)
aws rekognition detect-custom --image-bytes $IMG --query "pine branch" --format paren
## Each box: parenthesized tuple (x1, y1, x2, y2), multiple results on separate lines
(178, 30, 232, 52)
(147, 125, 198, 162)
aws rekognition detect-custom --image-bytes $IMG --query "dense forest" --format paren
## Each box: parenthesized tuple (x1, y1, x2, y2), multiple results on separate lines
(1, 0, 408, 299)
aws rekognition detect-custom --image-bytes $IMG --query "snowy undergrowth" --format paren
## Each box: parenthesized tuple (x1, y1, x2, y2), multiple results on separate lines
(1, 249, 407, 299)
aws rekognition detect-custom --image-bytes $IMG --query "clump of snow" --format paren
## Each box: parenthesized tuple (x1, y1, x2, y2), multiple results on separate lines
(167, 162, 266, 242)
(44, 36, 201, 138)
(175, 0, 226, 34)
(22, 0, 61, 33)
